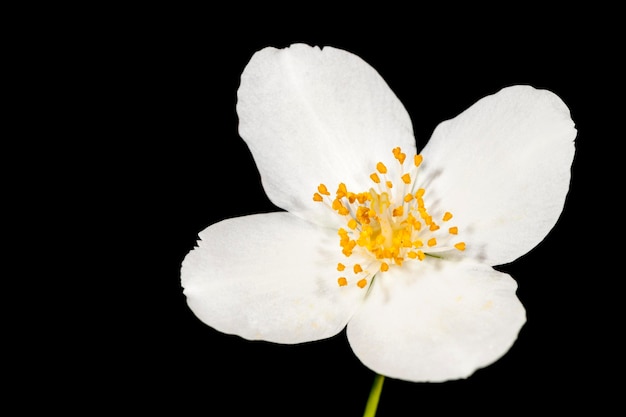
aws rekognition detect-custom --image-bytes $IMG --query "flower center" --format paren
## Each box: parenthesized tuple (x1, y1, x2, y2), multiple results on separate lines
(313, 147, 465, 289)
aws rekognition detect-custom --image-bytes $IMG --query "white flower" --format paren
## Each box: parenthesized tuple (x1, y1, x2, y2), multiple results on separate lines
(181, 44, 576, 382)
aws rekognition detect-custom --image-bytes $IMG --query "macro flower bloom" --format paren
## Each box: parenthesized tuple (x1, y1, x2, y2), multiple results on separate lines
(181, 44, 576, 382)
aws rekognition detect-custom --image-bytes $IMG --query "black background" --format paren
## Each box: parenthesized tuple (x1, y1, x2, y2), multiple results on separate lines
(66, 11, 619, 416)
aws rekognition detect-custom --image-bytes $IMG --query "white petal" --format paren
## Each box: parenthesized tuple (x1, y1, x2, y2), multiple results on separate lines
(181, 212, 366, 344)
(347, 260, 526, 382)
(237, 44, 416, 228)
(418, 85, 576, 265)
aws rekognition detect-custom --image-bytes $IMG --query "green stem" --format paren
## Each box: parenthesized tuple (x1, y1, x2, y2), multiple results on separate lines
(362, 374, 385, 417)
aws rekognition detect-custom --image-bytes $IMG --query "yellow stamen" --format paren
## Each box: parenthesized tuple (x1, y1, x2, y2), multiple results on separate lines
(338, 277, 348, 287)
(386, 180, 393, 189)
(357, 279, 368, 288)
(370, 173, 381, 184)
(443, 212, 453, 221)
(414, 154, 423, 167)
(376, 162, 388, 174)
(449, 226, 458, 235)
(318, 184, 331, 196)
(337, 263, 346, 271)
(454, 242, 466, 251)
(393, 147, 407, 164)
(353, 264, 363, 274)
(347, 218, 358, 230)
(403, 193, 414, 203)
(428, 238, 437, 247)
(401, 173, 411, 184)
(336, 183, 348, 199)
(392, 206, 404, 217)
(332, 199, 350, 216)
(313, 193, 323, 202)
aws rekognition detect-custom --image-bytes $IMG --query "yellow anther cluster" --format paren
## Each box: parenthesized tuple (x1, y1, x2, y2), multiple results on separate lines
(314, 147, 465, 288)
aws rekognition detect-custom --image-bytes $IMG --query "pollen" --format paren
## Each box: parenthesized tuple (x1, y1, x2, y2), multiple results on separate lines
(318, 184, 331, 196)
(313, 147, 466, 288)
(392, 206, 404, 217)
(393, 147, 406, 164)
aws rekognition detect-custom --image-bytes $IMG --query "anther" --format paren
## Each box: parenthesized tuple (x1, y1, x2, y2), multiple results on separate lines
(338, 277, 348, 287)
(401, 173, 411, 184)
(353, 264, 363, 274)
(454, 242, 466, 251)
(318, 184, 331, 196)
(449, 226, 458, 235)
(376, 162, 388, 174)
(333, 199, 350, 215)
(443, 212, 453, 221)
(337, 263, 346, 271)
(428, 238, 437, 247)
(393, 147, 406, 164)
(357, 279, 368, 288)
(336, 183, 348, 199)
(370, 173, 381, 184)
(414, 154, 423, 167)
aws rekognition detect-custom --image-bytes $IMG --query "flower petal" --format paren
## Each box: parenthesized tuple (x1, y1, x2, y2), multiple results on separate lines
(237, 44, 416, 228)
(347, 259, 526, 382)
(181, 212, 366, 344)
(418, 85, 576, 265)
